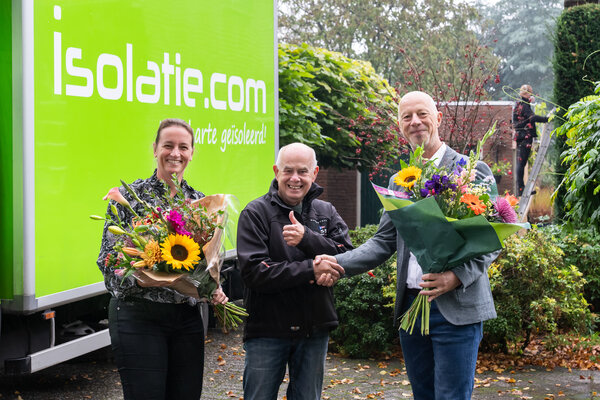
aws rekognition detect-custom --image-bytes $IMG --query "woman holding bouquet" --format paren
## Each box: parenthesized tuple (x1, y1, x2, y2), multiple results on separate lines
(97, 118, 227, 400)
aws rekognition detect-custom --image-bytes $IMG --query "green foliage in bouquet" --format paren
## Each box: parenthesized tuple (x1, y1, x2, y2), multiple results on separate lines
(482, 227, 594, 352)
(330, 225, 397, 358)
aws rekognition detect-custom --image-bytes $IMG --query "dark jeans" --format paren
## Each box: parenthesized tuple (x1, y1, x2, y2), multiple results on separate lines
(516, 142, 532, 196)
(243, 329, 329, 400)
(399, 294, 483, 400)
(108, 297, 205, 400)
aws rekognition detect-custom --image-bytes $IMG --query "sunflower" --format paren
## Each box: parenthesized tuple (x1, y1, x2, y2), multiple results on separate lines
(141, 239, 162, 268)
(394, 166, 422, 189)
(460, 193, 486, 215)
(160, 234, 201, 271)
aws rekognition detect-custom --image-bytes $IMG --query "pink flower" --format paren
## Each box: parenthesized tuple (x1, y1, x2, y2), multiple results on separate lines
(114, 268, 125, 277)
(166, 209, 192, 236)
(459, 169, 476, 183)
(103, 187, 131, 208)
(494, 197, 518, 223)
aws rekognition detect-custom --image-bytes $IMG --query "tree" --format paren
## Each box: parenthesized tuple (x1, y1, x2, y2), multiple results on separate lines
(278, 43, 403, 175)
(552, 3, 600, 220)
(395, 42, 508, 156)
(476, 0, 562, 101)
(279, 0, 495, 89)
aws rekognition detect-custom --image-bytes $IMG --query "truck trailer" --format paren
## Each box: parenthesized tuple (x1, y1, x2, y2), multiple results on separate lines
(0, 0, 277, 374)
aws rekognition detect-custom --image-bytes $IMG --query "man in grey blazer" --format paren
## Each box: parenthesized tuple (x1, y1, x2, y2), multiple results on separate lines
(316, 91, 498, 400)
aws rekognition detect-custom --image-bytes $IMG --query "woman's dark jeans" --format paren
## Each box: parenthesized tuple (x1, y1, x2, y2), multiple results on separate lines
(109, 297, 205, 400)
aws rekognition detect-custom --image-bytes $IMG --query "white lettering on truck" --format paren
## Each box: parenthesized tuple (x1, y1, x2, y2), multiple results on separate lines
(52, 6, 267, 113)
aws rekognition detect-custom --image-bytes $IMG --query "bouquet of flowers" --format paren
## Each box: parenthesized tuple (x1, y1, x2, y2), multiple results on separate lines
(91, 177, 247, 331)
(372, 127, 529, 335)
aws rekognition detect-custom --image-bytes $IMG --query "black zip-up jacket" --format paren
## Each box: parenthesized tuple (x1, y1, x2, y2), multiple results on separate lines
(237, 179, 353, 340)
(513, 96, 548, 145)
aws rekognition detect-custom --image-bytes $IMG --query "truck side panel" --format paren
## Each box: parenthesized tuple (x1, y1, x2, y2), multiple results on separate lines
(0, 1, 13, 300)
(29, 0, 276, 300)
(2, 0, 276, 374)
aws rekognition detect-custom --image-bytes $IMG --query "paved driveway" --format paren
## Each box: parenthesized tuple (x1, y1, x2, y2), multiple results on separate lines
(1, 327, 598, 399)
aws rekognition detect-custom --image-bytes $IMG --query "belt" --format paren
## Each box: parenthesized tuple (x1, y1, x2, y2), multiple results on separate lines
(405, 287, 422, 297)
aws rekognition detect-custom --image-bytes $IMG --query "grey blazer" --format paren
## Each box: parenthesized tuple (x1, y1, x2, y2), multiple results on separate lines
(336, 146, 499, 326)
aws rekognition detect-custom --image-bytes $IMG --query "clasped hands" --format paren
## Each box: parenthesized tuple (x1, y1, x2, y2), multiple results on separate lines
(281, 212, 344, 287)
(311, 256, 461, 297)
(312, 254, 343, 287)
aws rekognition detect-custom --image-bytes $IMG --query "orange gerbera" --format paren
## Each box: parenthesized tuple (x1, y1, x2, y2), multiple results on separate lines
(460, 193, 486, 215)
(504, 193, 519, 207)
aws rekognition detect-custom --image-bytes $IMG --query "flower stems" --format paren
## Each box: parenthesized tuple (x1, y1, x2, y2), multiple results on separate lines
(213, 302, 249, 333)
(399, 293, 431, 335)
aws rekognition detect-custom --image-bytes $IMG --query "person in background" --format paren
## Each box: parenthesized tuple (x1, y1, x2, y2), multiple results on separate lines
(513, 84, 549, 196)
(237, 142, 351, 400)
(97, 118, 227, 400)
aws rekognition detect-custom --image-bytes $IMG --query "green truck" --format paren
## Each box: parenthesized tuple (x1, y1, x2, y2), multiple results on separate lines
(1, 0, 277, 374)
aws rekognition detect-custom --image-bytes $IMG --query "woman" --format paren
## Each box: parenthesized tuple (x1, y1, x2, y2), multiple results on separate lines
(512, 84, 549, 196)
(97, 118, 227, 400)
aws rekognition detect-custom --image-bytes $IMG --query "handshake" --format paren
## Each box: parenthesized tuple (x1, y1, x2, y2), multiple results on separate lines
(312, 255, 344, 287)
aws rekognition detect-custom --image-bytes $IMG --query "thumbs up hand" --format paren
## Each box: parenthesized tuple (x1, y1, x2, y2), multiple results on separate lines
(283, 210, 305, 247)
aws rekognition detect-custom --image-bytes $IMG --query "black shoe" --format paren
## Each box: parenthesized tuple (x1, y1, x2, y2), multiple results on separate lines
(531, 190, 537, 195)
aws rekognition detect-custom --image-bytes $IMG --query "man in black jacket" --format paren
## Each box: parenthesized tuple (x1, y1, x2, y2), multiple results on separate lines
(513, 84, 549, 195)
(237, 142, 351, 400)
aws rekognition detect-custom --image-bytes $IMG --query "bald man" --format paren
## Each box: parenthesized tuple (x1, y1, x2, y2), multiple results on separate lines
(237, 142, 352, 400)
(316, 91, 499, 400)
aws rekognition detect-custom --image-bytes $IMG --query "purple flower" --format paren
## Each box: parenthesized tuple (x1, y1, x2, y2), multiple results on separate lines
(423, 174, 456, 196)
(166, 209, 192, 236)
(453, 158, 467, 175)
(494, 197, 518, 223)
(420, 188, 430, 198)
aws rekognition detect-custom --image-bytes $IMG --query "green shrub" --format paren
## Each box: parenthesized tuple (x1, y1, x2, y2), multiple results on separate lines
(330, 225, 397, 358)
(553, 5, 600, 114)
(483, 228, 593, 352)
(278, 43, 402, 174)
(553, 82, 600, 230)
(552, 3, 600, 220)
(545, 225, 600, 312)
